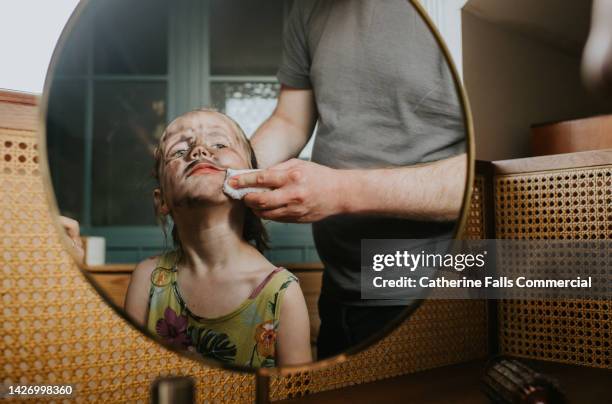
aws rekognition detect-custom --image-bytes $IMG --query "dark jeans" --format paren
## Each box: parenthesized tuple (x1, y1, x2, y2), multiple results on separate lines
(316, 293, 417, 360)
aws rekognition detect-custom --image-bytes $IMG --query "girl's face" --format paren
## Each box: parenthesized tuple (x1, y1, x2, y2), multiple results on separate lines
(155, 111, 251, 213)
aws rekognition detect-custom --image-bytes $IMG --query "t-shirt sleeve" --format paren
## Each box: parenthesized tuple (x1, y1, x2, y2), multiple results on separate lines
(277, 1, 312, 89)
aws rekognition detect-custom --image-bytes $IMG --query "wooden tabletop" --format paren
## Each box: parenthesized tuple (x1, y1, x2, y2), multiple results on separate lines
(493, 148, 612, 175)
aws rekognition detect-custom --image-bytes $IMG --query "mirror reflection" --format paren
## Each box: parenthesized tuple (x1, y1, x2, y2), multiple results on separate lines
(46, 0, 468, 369)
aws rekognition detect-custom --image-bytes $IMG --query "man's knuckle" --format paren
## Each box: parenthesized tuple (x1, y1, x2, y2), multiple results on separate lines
(292, 190, 305, 203)
(289, 169, 302, 182)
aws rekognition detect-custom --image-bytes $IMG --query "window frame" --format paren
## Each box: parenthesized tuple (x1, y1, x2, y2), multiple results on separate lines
(53, 0, 317, 264)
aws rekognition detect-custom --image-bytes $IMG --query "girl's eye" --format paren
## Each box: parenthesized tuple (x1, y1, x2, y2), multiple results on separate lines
(171, 149, 188, 158)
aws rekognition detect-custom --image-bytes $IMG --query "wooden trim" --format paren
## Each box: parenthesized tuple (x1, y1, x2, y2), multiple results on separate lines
(83, 261, 324, 274)
(0, 90, 39, 106)
(84, 264, 136, 273)
(0, 91, 40, 132)
(475, 160, 495, 239)
(493, 149, 612, 175)
(279, 262, 324, 271)
(475, 161, 498, 356)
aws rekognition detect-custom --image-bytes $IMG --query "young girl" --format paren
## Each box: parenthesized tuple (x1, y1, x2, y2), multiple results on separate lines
(124, 109, 311, 368)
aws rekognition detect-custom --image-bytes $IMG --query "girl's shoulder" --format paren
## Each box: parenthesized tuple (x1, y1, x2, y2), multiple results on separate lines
(133, 250, 178, 288)
(131, 255, 160, 285)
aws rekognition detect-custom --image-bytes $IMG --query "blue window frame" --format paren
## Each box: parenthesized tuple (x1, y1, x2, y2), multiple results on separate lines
(47, 0, 318, 264)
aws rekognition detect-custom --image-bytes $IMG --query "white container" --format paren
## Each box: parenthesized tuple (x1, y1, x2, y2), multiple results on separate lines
(83, 236, 106, 266)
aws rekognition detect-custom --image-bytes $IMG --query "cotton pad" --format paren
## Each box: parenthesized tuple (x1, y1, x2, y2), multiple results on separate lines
(223, 168, 270, 200)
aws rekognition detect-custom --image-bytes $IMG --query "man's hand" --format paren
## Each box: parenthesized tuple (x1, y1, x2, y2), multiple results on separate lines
(229, 159, 345, 223)
(231, 154, 467, 224)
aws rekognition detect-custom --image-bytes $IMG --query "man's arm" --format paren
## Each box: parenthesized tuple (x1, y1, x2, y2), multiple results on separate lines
(250, 85, 317, 168)
(340, 154, 467, 221)
(231, 153, 467, 223)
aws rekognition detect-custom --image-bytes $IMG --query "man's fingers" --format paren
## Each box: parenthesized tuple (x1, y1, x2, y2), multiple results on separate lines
(59, 215, 80, 239)
(244, 188, 292, 210)
(230, 169, 289, 189)
(254, 205, 311, 223)
(254, 206, 293, 222)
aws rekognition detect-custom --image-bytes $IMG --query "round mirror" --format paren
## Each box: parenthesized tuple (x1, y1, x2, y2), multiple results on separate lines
(42, 0, 473, 372)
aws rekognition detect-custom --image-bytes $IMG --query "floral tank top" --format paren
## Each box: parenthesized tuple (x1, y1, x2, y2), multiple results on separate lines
(146, 251, 298, 368)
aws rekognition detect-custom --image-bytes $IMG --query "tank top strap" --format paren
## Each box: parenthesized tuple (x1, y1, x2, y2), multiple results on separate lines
(150, 251, 179, 288)
(248, 267, 283, 299)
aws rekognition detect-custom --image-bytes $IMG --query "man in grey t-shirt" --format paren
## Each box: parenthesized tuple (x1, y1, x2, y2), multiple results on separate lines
(229, 0, 466, 359)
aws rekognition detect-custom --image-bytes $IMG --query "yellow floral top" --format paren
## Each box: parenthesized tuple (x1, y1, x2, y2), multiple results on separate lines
(146, 251, 298, 368)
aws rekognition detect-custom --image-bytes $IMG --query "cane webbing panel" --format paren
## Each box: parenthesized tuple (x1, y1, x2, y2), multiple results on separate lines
(464, 175, 486, 239)
(0, 128, 255, 403)
(271, 175, 489, 399)
(271, 300, 488, 400)
(0, 121, 487, 401)
(495, 167, 612, 369)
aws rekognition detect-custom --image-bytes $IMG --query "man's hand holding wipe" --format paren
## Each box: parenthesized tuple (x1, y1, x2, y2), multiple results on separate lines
(228, 158, 346, 223)
(229, 154, 466, 224)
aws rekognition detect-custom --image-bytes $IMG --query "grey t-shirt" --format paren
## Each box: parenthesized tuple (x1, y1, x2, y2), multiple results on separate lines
(277, 0, 466, 305)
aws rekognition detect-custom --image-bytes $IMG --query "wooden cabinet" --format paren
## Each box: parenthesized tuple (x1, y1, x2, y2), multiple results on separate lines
(531, 115, 612, 156)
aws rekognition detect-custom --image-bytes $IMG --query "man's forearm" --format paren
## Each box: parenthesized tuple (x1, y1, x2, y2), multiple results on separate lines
(337, 154, 468, 221)
(250, 86, 318, 168)
(251, 114, 310, 168)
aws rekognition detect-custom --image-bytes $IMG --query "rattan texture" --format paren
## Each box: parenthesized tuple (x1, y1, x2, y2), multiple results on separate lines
(270, 300, 488, 400)
(0, 128, 255, 403)
(463, 175, 486, 240)
(0, 126, 488, 402)
(270, 175, 490, 400)
(495, 168, 612, 369)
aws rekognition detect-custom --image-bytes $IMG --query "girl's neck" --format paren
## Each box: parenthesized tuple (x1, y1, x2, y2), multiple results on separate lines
(172, 204, 256, 275)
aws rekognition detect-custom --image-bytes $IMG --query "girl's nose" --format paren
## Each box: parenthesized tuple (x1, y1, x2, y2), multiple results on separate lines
(189, 142, 213, 160)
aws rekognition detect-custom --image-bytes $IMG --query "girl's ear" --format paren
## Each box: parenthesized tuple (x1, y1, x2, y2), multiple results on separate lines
(153, 188, 170, 215)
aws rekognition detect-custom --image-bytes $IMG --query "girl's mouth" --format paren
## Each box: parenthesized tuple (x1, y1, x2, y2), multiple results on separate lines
(186, 162, 225, 177)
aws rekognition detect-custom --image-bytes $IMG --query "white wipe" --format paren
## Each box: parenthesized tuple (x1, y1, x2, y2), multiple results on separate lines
(223, 169, 270, 200)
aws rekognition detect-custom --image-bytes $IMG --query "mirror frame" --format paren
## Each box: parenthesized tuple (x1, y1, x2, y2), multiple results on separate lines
(38, 0, 475, 376)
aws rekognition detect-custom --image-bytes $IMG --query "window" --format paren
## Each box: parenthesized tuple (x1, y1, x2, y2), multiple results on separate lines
(47, 0, 317, 263)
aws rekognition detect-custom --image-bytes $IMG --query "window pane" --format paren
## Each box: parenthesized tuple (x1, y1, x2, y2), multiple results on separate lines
(211, 81, 279, 136)
(211, 81, 314, 158)
(92, 81, 167, 226)
(210, 0, 285, 75)
(93, 0, 168, 75)
(46, 80, 87, 221)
